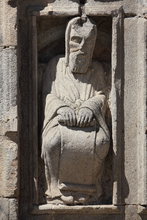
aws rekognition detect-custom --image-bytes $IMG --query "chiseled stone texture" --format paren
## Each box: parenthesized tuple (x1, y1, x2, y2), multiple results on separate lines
(9, 199, 18, 220)
(0, 198, 9, 220)
(0, 198, 18, 220)
(123, 17, 139, 205)
(0, 0, 17, 46)
(125, 205, 142, 220)
(0, 3, 18, 220)
(137, 18, 147, 205)
(123, 16, 147, 207)
(85, 0, 139, 15)
(26, 0, 79, 16)
(123, 0, 138, 14)
(0, 136, 18, 197)
(0, 47, 17, 136)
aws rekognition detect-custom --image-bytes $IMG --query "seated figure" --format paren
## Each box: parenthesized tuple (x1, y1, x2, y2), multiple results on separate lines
(42, 16, 110, 205)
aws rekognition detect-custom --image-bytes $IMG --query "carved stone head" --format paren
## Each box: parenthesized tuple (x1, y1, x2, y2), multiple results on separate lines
(65, 16, 97, 74)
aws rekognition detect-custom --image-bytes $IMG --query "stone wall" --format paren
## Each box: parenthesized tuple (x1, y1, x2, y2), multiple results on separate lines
(0, 0, 18, 219)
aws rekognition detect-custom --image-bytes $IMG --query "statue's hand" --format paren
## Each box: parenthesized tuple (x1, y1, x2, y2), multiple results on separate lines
(57, 107, 76, 126)
(77, 108, 93, 127)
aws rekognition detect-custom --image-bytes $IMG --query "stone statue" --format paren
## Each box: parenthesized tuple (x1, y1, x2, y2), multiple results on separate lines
(42, 16, 110, 205)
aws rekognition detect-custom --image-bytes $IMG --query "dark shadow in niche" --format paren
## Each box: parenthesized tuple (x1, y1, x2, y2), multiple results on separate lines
(101, 138, 113, 204)
(80, 0, 86, 4)
(8, 0, 17, 7)
(71, 0, 80, 2)
(47, 0, 55, 2)
(5, 131, 18, 144)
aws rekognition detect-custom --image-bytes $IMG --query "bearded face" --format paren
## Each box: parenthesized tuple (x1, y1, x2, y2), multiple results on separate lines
(68, 21, 97, 74)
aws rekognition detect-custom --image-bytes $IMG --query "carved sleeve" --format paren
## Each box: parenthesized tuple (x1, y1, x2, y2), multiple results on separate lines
(80, 91, 110, 138)
(42, 56, 68, 130)
(80, 91, 106, 115)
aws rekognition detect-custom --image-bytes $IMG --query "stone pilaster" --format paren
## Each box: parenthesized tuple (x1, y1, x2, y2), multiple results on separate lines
(0, 0, 18, 219)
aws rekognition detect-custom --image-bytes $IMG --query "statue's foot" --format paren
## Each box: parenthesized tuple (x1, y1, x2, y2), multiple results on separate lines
(74, 195, 90, 205)
(45, 186, 62, 199)
(50, 187, 62, 199)
(61, 195, 74, 205)
(46, 190, 63, 205)
(78, 197, 88, 204)
(46, 197, 64, 205)
(45, 189, 52, 199)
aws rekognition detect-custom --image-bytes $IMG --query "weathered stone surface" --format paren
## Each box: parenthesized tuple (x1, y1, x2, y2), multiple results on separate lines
(111, 12, 125, 206)
(137, 18, 147, 205)
(123, 16, 147, 207)
(0, 198, 18, 220)
(38, 0, 79, 16)
(0, 136, 18, 197)
(52, 214, 123, 220)
(33, 204, 121, 215)
(0, 47, 17, 136)
(0, 1, 18, 219)
(85, 0, 141, 15)
(0, 0, 17, 46)
(85, 0, 122, 16)
(9, 199, 18, 220)
(125, 205, 142, 220)
(30, 205, 123, 220)
(123, 17, 138, 204)
(0, 198, 9, 220)
(123, 0, 138, 14)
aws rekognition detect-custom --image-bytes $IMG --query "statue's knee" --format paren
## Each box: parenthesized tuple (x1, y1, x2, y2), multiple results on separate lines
(96, 128, 110, 146)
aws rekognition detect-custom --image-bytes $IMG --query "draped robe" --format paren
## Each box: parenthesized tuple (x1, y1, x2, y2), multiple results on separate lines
(42, 56, 110, 192)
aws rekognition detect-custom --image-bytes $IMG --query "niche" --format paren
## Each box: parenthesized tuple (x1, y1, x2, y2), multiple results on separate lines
(36, 16, 113, 205)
